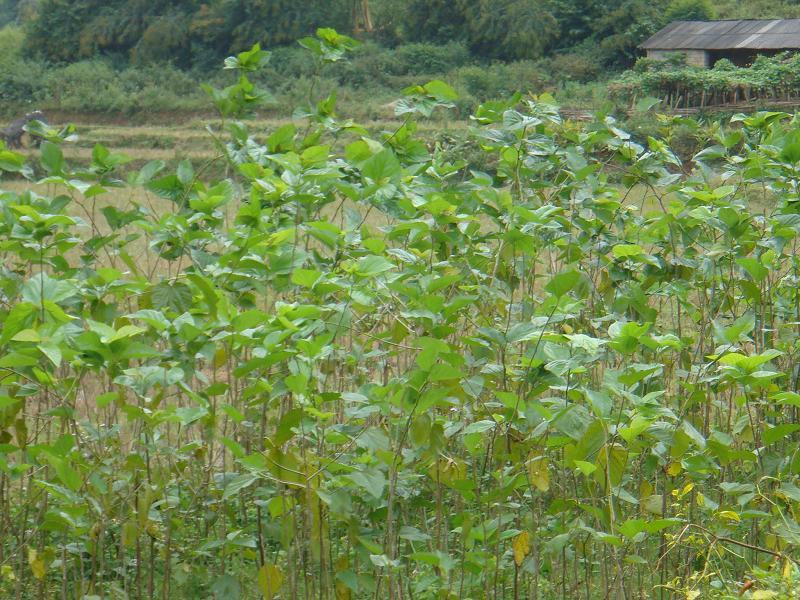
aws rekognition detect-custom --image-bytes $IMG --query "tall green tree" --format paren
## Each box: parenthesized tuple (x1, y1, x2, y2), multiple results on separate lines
(590, 0, 667, 66)
(663, 0, 715, 22)
(0, 0, 20, 26)
(25, 0, 351, 66)
(220, 0, 350, 51)
(26, 0, 196, 63)
(401, 0, 468, 44)
(458, 0, 558, 60)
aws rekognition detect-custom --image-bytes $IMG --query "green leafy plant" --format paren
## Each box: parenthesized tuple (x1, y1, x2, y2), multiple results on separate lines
(1, 28, 800, 600)
(612, 51, 800, 109)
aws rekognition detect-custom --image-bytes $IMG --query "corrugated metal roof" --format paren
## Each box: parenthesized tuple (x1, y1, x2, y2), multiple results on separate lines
(640, 20, 800, 50)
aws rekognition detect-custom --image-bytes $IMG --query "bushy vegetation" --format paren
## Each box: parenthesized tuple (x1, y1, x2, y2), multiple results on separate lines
(0, 0, 759, 106)
(0, 25, 206, 115)
(3, 34, 800, 599)
(663, 0, 715, 22)
(612, 52, 800, 109)
(13, 0, 793, 67)
(0, 24, 610, 118)
(0, 0, 799, 124)
(0, 0, 799, 119)
(17, 0, 668, 67)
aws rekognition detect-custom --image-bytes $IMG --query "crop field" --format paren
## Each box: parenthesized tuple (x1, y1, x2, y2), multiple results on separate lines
(9, 117, 467, 171)
(4, 37, 800, 600)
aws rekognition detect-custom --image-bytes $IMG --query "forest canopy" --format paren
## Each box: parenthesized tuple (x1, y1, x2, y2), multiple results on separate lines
(6, 0, 800, 70)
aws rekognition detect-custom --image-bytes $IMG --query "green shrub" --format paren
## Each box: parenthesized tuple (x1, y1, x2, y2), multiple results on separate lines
(611, 51, 800, 107)
(0, 24, 23, 58)
(331, 42, 472, 88)
(330, 42, 403, 87)
(456, 61, 548, 101)
(712, 57, 736, 71)
(546, 52, 601, 83)
(118, 64, 199, 98)
(0, 58, 47, 106)
(44, 61, 132, 113)
(4, 49, 800, 600)
(261, 45, 316, 79)
(0, 25, 47, 108)
(39, 60, 206, 114)
(632, 56, 659, 73)
(394, 42, 472, 74)
(555, 80, 615, 110)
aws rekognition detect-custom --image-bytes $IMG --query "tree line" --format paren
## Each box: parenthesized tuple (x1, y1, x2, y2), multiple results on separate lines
(2, 0, 800, 72)
(0, 0, 739, 69)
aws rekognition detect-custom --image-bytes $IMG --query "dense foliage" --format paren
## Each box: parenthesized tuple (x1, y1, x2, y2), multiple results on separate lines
(3, 34, 800, 599)
(0, 24, 600, 118)
(22, 0, 351, 67)
(0, 0, 799, 86)
(1, 0, 800, 119)
(0, 0, 717, 67)
(612, 52, 800, 109)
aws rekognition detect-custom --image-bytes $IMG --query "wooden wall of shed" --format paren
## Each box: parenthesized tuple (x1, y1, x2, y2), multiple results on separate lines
(647, 49, 710, 67)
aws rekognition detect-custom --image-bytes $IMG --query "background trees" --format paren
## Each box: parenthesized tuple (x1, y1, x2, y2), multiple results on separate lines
(4, 0, 800, 83)
(663, 0, 715, 22)
(21, 0, 351, 66)
(7, 0, 710, 68)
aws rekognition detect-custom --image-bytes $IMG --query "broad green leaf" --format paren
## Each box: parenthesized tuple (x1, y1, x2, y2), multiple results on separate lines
(463, 420, 497, 434)
(595, 444, 627, 488)
(361, 149, 401, 182)
(612, 244, 643, 259)
(355, 255, 394, 277)
(545, 270, 581, 298)
(423, 80, 458, 101)
(175, 406, 208, 425)
(223, 473, 260, 500)
(763, 424, 800, 445)
(151, 281, 193, 313)
(347, 468, 386, 499)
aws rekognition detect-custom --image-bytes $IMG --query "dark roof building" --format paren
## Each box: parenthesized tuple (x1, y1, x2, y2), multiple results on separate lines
(640, 20, 800, 67)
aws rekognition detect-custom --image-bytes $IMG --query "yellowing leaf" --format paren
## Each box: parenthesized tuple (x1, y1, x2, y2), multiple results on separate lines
(527, 457, 550, 492)
(213, 347, 227, 369)
(428, 458, 467, 487)
(258, 563, 284, 599)
(335, 580, 351, 600)
(673, 482, 694, 500)
(666, 462, 682, 476)
(28, 548, 45, 580)
(513, 531, 531, 567)
(716, 510, 740, 523)
(783, 559, 795, 580)
(752, 591, 778, 600)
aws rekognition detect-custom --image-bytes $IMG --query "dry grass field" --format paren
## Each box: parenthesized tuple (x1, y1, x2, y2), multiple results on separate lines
(7, 116, 469, 171)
